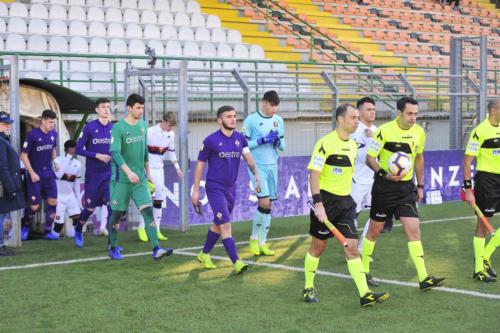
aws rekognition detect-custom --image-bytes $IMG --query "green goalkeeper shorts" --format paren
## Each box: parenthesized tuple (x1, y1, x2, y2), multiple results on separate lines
(110, 180, 152, 211)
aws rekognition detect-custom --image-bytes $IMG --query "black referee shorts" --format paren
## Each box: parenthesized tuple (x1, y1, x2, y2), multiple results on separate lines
(309, 190, 358, 240)
(475, 171, 500, 218)
(370, 174, 418, 222)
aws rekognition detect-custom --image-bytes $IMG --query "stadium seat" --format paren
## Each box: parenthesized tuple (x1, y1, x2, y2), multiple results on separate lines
(144, 24, 161, 39)
(87, 7, 105, 21)
(88, 21, 106, 37)
(7, 18, 28, 34)
(128, 39, 147, 67)
(184, 41, 203, 69)
(250, 45, 265, 59)
(206, 15, 221, 28)
(233, 44, 249, 59)
(70, 73, 91, 91)
(21, 72, 45, 80)
(170, 0, 185, 13)
(174, 12, 190, 26)
(105, 8, 122, 22)
(29, 4, 49, 19)
(121, 0, 137, 9)
(48, 20, 67, 35)
(137, 0, 154, 10)
(123, 9, 140, 23)
(107, 22, 125, 38)
(211, 28, 226, 43)
(178, 26, 194, 41)
(0, 18, 5, 33)
(91, 73, 112, 91)
(68, 6, 86, 21)
(216, 43, 232, 58)
(190, 13, 206, 28)
(49, 0, 67, 5)
(147, 40, 165, 56)
(28, 18, 48, 34)
(194, 27, 210, 42)
(68, 0, 85, 6)
(154, 0, 169, 11)
(103, 0, 120, 7)
(5, 34, 26, 51)
(69, 37, 90, 71)
(141, 10, 157, 24)
(0, 2, 7, 17)
(86, 0, 103, 6)
(69, 21, 88, 36)
(47, 72, 68, 87)
(109, 38, 127, 71)
(89, 37, 110, 72)
(9, 2, 28, 18)
(25, 35, 47, 70)
(49, 5, 67, 20)
(200, 42, 216, 58)
(227, 30, 242, 44)
(161, 25, 177, 39)
(158, 11, 174, 25)
(125, 23, 143, 38)
(165, 40, 182, 67)
(186, 0, 201, 13)
(48, 36, 69, 71)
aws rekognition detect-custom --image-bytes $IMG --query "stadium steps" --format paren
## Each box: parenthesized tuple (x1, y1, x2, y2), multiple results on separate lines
(473, 0, 499, 13)
(199, 0, 302, 62)
(284, 0, 404, 65)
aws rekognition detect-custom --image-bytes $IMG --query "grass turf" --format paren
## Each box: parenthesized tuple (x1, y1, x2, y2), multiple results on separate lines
(1, 201, 499, 332)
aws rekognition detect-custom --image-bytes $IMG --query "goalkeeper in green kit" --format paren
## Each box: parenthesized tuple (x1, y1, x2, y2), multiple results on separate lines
(107, 93, 173, 260)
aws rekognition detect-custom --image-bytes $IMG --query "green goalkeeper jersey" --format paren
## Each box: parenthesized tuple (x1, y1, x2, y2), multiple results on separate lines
(110, 118, 148, 183)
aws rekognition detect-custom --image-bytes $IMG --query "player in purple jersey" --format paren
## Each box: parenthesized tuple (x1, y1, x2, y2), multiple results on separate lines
(20, 110, 59, 240)
(191, 106, 260, 274)
(75, 98, 113, 247)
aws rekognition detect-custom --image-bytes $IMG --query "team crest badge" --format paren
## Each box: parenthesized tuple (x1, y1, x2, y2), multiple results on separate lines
(219, 142, 223, 146)
(95, 129, 98, 133)
(273, 121, 278, 128)
(51, 136, 54, 141)
(200, 144, 204, 151)
(112, 200, 117, 205)
(38, 138, 42, 142)
(87, 198, 91, 203)
(216, 212, 223, 220)
(235, 140, 240, 147)
(31, 196, 36, 201)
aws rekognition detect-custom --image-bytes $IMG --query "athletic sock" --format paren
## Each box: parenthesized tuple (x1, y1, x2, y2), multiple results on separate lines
(44, 204, 57, 233)
(358, 219, 371, 253)
(222, 237, 239, 263)
(408, 240, 428, 282)
(100, 205, 110, 230)
(153, 207, 162, 232)
(304, 252, 319, 289)
(484, 232, 500, 262)
(140, 207, 159, 249)
(361, 238, 375, 273)
(202, 229, 220, 254)
(251, 209, 264, 240)
(473, 236, 486, 272)
(107, 210, 123, 248)
(53, 222, 64, 234)
(23, 207, 36, 228)
(258, 210, 272, 246)
(347, 258, 370, 297)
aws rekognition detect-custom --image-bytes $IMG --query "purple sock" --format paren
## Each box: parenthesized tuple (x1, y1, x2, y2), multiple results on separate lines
(222, 237, 239, 264)
(202, 229, 220, 254)
(79, 208, 94, 223)
(45, 204, 56, 233)
(23, 207, 36, 228)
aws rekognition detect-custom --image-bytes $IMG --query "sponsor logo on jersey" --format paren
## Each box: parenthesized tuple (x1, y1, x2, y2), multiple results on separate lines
(402, 135, 412, 139)
(467, 141, 480, 153)
(219, 151, 241, 158)
(492, 149, 500, 156)
(318, 230, 330, 235)
(125, 135, 144, 144)
(36, 144, 53, 151)
(368, 140, 382, 152)
(311, 156, 325, 169)
(342, 148, 351, 152)
(92, 138, 111, 144)
(332, 167, 342, 175)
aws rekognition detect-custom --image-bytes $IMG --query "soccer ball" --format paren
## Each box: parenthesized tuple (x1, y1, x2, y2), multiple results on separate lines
(387, 152, 412, 177)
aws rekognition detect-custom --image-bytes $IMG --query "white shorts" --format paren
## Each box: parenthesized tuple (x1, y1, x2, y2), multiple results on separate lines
(150, 167, 166, 201)
(55, 193, 81, 223)
(351, 182, 372, 214)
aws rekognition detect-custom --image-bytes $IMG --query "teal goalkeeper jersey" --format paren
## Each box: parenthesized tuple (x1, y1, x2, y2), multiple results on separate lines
(242, 111, 285, 165)
(110, 118, 148, 183)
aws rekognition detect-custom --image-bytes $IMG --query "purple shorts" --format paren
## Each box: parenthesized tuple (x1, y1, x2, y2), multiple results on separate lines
(206, 183, 236, 225)
(27, 175, 57, 205)
(83, 174, 110, 208)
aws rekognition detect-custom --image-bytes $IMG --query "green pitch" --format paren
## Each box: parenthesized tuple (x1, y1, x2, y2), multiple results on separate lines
(1, 201, 499, 332)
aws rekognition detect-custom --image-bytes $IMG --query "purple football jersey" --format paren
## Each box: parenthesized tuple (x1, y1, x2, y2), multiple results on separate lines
(76, 119, 113, 176)
(197, 130, 248, 188)
(22, 127, 57, 178)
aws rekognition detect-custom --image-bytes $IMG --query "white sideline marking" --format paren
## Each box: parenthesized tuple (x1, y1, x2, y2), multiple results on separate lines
(3, 213, 499, 301)
(0, 214, 477, 272)
(176, 250, 500, 301)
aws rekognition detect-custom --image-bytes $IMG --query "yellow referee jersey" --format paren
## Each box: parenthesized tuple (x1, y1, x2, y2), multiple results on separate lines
(465, 119, 500, 175)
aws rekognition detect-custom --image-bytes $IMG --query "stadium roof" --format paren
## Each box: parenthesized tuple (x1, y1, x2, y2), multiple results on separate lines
(20, 79, 94, 114)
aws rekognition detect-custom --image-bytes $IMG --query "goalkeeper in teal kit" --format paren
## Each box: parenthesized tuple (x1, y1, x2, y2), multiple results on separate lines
(243, 91, 285, 256)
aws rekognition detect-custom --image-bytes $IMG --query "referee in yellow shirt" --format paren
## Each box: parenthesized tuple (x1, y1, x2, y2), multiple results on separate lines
(359, 97, 445, 291)
(303, 104, 390, 307)
(463, 99, 500, 282)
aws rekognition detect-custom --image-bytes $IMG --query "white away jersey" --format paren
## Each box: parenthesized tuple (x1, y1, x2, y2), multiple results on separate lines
(54, 154, 82, 195)
(147, 124, 176, 169)
(350, 122, 377, 185)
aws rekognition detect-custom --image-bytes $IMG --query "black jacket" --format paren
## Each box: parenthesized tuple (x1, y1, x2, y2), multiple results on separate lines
(0, 132, 25, 214)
